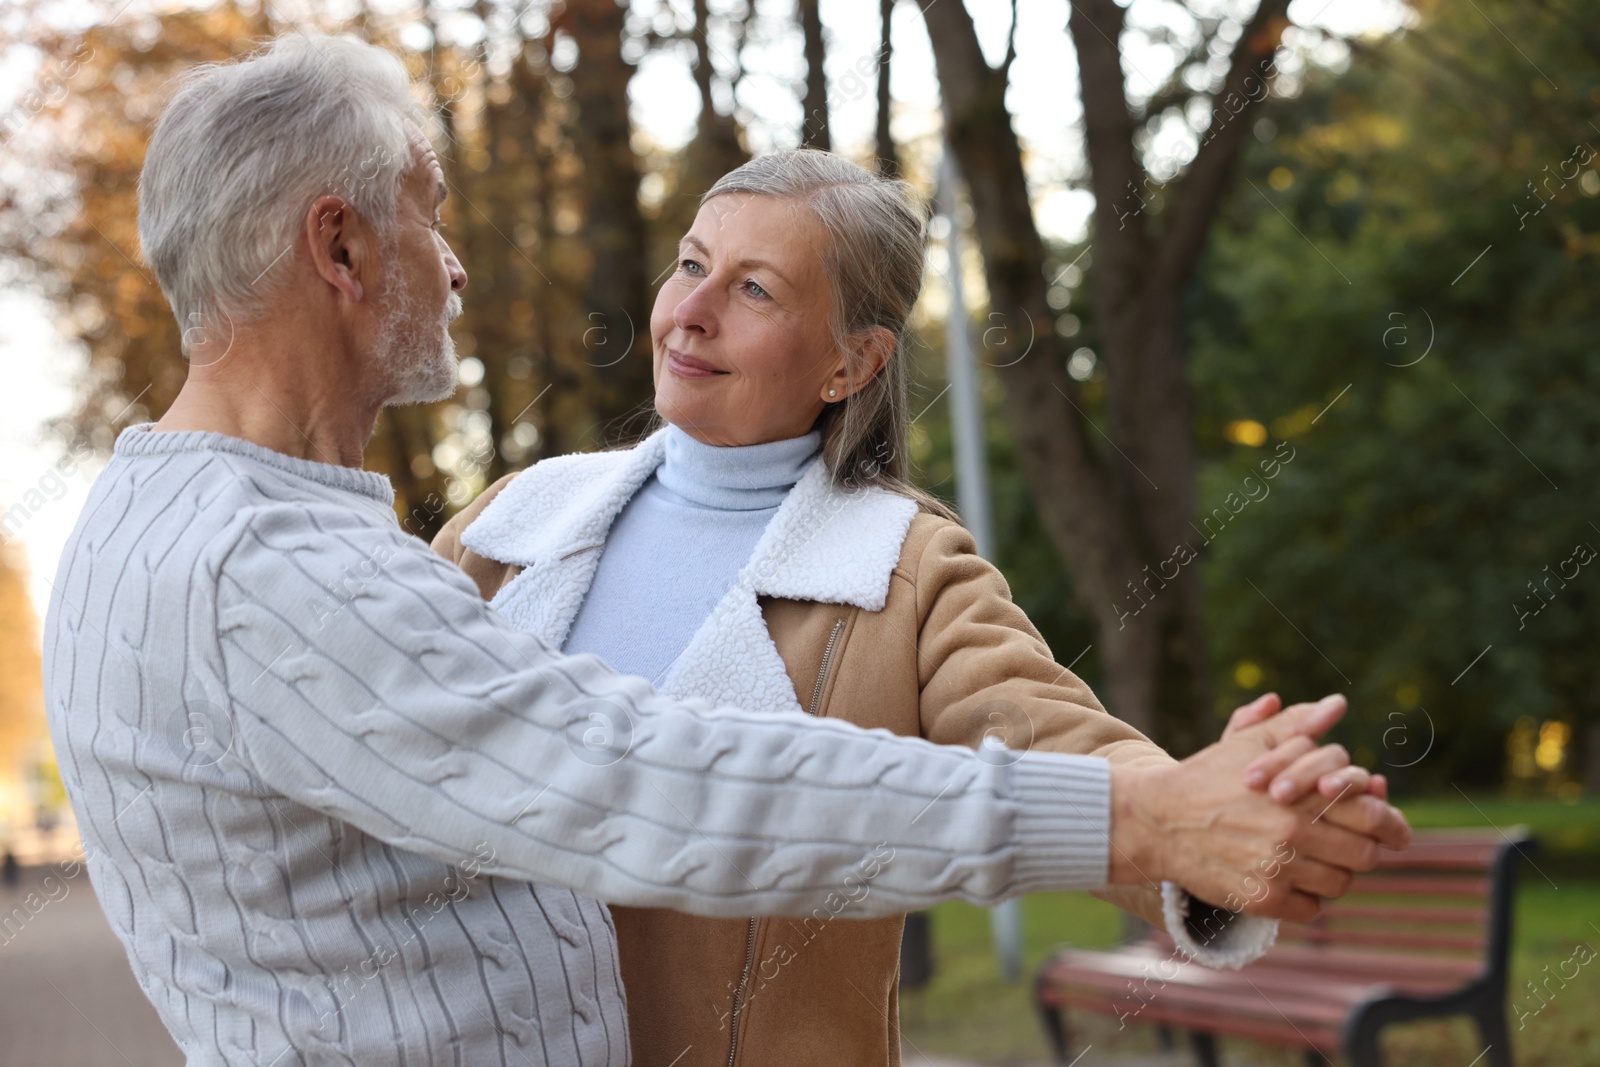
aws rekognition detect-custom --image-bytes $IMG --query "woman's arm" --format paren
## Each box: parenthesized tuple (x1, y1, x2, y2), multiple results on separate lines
(431, 472, 519, 600)
(905, 516, 1277, 965)
(906, 517, 1169, 765)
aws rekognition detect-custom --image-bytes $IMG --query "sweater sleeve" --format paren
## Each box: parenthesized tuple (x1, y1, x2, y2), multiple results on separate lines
(907, 517, 1277, 968)
(210, 499, 1114, 919)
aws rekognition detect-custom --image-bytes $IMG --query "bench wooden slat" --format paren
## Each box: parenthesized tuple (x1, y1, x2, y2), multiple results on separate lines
(1039, 948, 1380, 1050)
(1047, 984, 1357, 1031)
(1047, 992, 1342, 1051)
(1039, 966, 1371, 1016)
(1280, 928, 1484, 952)
(1138, 935, 1485, 986)
(1039, 947, 1383, 1000)
(1146, 943, 1470, 975)
(1251, 947, 1480, 984)
(1371, 845, 1501, 869)
(1345, 874, 1490, 895)
(1040, 960, 1377, 1011)
(1039, 960, 1371, 1022)
(1313, 904, 1486, 924)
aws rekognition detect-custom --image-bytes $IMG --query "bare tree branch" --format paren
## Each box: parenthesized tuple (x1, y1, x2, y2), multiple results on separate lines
(1000, 0, 1020, 79)
(1069, 0, 1153, 317)
(1134, 23, 1218, 122)
(1154, 0, 1292, 293)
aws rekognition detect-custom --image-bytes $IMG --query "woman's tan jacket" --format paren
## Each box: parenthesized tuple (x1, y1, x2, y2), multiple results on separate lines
(431, 432, 1270, 1067)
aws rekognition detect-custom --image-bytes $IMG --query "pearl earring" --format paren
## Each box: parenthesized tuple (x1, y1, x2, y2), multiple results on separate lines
(828, 389, 838, 398)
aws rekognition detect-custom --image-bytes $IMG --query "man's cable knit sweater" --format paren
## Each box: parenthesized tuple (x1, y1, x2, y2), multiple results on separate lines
(42, 425, 1114, 1066)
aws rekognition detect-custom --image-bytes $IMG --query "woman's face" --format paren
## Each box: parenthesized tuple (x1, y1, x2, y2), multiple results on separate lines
(651, 193, 850, 446)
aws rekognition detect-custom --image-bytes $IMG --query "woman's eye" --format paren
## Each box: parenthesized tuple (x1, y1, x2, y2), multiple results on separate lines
(680, 258, 704, 275)
(743, 279, 768, 299)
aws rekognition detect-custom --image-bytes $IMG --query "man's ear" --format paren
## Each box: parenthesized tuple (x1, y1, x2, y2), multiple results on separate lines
(821, 326, 895, 402)
(304, 195, 370, 305)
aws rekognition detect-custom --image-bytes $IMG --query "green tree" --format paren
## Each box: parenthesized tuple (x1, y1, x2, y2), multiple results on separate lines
(1189, 0, 1600, 789)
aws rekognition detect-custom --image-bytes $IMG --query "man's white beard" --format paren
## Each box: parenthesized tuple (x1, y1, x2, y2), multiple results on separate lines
(376, 268, 463, 407)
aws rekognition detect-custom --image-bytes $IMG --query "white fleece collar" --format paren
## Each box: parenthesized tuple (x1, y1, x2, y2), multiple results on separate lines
(460, 428, 920, 714)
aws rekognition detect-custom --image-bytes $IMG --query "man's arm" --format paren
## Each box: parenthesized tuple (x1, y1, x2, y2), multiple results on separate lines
(214, 502, 1405, 924)
(212, 501, 1115, 919)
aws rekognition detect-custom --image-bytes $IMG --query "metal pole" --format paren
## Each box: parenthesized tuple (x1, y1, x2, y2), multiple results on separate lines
(936, 152, 995, 559)
(937, 147, 1021, 982)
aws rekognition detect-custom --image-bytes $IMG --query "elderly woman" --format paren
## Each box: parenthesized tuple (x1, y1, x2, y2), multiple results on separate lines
(434, 151, 1382, 1066)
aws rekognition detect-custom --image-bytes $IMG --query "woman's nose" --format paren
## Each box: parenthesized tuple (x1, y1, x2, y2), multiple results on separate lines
(672, 280, 718, 336)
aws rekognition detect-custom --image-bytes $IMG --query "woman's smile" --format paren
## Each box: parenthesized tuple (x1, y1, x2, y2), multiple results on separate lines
(665, 347, 728, 379)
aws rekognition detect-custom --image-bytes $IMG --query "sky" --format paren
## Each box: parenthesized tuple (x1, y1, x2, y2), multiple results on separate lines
(0, 0, 1412, 620)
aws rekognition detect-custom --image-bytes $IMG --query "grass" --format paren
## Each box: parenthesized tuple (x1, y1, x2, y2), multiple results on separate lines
(899, 796, 1600, 1065)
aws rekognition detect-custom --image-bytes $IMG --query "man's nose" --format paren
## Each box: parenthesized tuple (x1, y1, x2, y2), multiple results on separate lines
(444, 246, 467, 292)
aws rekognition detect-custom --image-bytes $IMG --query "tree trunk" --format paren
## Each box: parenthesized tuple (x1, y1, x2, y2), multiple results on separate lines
(921, 0, 1290, 748)
(682, 0, 750, 207)
(565, 0, 653, 440)
(875, 0, 897, 177)
(798, 0, 831, 150)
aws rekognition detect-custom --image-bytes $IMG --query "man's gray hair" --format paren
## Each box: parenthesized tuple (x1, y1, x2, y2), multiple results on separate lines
(138, 34, 431, 335)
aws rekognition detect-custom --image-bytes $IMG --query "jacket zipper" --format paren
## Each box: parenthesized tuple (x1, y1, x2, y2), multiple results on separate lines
(807, 619, 846, 717)
(726, 618, 845, 1066)
(725, 917, 759, 1067)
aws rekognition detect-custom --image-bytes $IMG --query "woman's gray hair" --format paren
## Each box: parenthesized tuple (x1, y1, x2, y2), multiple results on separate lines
(702, 149, 955, 519)
(138, 35, 429, 335)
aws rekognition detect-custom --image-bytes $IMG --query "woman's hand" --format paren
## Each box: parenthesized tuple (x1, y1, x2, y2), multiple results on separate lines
(1225, 692, 1389, 804)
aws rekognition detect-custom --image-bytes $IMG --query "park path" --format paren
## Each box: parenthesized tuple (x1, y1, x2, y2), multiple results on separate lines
(0, 863, 182, 1066)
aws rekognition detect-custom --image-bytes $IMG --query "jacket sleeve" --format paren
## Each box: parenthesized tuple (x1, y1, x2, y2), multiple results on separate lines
(908, 516, 1276, 968)
(430, 472, 519, 601)
(908, 517, 1168, 765)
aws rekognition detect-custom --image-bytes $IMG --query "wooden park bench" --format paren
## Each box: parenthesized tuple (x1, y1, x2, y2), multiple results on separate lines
(1034, 829, 1537, 1067)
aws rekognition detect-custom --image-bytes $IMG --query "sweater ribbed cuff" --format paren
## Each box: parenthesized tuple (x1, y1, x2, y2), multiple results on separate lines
(1005, 752, 1112, 894)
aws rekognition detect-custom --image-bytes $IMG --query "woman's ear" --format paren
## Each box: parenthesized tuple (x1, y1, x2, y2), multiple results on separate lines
(820, 326, 895, 403)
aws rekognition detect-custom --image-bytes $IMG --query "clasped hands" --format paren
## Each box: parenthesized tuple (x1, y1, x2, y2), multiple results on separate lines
(1109, 693, 1411, 922)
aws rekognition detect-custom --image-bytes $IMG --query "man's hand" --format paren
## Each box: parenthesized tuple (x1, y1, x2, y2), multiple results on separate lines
(1107, 696, 1412, 922)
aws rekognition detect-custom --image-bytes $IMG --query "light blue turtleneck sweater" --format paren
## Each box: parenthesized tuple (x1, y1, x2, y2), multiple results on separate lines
(562, 424, 823, 685)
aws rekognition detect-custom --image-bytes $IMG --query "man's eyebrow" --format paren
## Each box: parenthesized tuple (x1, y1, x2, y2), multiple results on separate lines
(677, 234, 794, 288)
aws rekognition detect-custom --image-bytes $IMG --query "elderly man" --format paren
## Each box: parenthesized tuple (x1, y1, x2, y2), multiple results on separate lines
(43, 34, 1406, 1067)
